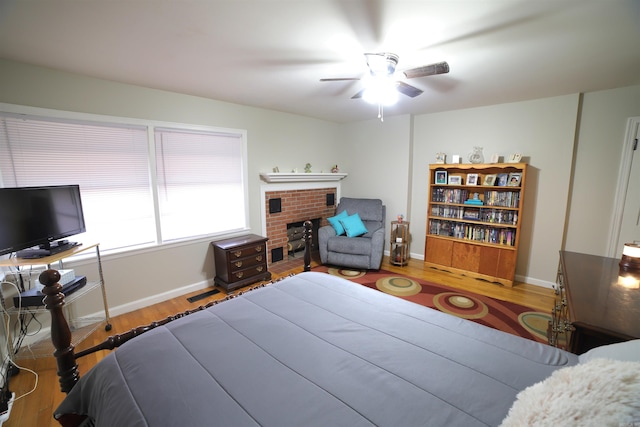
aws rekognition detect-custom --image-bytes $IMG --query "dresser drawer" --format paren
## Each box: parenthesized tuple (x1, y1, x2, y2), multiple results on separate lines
(228, 264, 268, 283)
(228, 253, 265, 272)
(228, 243, 266, 260)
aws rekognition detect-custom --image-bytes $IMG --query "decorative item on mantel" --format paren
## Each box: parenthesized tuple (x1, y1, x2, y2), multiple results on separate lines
(331, 164, 339, 173)
(305, 163, 312, 173)
(468, 146, 484, 164)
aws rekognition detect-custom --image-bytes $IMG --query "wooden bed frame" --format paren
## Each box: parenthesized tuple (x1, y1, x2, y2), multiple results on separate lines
(42, 221, 314, 393)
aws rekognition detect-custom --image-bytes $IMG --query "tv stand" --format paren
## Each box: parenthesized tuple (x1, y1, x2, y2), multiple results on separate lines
(0, 243, 111, 359)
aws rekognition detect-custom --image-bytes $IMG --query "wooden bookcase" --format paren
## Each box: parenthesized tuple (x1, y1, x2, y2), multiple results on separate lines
(425, 163, 527, 286)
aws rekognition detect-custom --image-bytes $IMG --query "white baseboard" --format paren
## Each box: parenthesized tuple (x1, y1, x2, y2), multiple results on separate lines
(102, 279, 213, 319)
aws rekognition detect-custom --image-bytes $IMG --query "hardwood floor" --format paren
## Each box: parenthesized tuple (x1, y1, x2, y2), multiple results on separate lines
(5, 255, 555, 427)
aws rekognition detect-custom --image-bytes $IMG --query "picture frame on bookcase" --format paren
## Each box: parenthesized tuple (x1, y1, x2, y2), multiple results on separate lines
(435, 170, 447, 184)
(466, 173, 479, 185)
(507, 153, 522, 163)
(497, 173, 508, 186)
(507, 173, 522, 186)
(448, 175, 462, 185)
(483, 174, 497, 186)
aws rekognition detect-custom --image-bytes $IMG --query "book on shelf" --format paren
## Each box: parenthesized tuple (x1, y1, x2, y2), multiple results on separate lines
(484, 191, 520, 208)
(428, 219, 517, 246)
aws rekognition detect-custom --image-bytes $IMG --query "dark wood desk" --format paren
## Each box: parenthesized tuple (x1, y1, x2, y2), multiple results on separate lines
(550, 251, 640, 354)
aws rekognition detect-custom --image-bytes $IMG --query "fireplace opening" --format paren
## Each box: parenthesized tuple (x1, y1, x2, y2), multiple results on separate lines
(287, 218, 320, 257)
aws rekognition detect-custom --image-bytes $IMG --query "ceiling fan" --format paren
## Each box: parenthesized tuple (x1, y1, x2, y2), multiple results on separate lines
(320, 52, 450, 100)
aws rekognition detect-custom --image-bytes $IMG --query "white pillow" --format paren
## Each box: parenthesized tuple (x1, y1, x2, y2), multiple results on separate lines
(500, 358, 640, 427)
(579, 339, 640, 363)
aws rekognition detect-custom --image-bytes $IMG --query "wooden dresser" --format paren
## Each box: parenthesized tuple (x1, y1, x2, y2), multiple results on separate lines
(549, 251, 640, 354)
(212, 234, 271, 292)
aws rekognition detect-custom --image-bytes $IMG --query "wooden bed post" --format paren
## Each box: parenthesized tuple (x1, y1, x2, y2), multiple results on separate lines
(41, 269, 80, 393)
(303, 220, 312, 272)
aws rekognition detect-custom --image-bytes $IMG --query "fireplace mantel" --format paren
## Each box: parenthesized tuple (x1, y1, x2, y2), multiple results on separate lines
(259, 172, 347, 183)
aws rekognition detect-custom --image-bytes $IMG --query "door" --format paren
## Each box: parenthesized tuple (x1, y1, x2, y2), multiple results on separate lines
(611, 117, 640, 257)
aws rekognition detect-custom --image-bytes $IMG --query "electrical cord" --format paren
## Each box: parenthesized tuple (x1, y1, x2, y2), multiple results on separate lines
(3, 267, 43, 354)
(0, 280, 39, 403)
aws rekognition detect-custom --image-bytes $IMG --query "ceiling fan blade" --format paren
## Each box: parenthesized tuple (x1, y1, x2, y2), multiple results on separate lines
(403, 62, 450, 79)
(351, 89, 364, 99)
(396, 81, 423, 98)
(320, 77, 361, 82)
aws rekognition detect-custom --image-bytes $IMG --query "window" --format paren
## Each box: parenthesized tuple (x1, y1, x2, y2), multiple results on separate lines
(0, 108, 248, 253)
(154, 127, 247, 241)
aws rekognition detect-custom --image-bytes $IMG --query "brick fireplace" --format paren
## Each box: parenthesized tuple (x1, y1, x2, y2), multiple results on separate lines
(264, 187, 337, 265)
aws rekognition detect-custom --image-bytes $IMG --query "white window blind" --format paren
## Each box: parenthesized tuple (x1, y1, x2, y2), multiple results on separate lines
(0, 114, 154, 251)
(154, 128, 247, 241)
(0, 110, 249, 253)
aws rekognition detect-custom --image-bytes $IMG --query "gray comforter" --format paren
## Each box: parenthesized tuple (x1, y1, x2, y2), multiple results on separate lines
(55, 271, 578, 426)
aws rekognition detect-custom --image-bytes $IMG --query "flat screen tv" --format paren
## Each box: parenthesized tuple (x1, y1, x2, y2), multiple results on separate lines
(0, 185, 86, 257)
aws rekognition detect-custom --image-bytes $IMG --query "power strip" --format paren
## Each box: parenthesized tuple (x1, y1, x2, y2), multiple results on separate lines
(0, 392, 15, 425)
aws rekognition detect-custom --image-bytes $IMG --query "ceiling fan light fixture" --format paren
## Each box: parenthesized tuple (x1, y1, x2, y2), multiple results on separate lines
(362, 75, 398, 106)
(365, 52, 399, 76)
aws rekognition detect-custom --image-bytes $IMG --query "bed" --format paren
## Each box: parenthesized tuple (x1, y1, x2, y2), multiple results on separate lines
(42, 229, 639, 426)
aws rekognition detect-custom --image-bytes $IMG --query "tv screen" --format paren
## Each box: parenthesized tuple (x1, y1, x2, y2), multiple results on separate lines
(0, 185, 86, 257)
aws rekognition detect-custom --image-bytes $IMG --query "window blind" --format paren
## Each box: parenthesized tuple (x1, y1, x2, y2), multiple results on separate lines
(154, 127, 247, 241)
(0, 111, 249, 253)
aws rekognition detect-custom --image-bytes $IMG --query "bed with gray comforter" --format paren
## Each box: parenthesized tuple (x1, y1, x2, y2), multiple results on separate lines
(54, 271, 578, 426)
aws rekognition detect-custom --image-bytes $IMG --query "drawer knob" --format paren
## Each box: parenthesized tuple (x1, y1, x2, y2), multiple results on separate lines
(256, 266, 263, 272)
(235, 272, 244, 279)
(256, 255, 263, 262)
(235, 261, 243, 268)
(255, 246, 263, 252)
(233, 251, 242, 258)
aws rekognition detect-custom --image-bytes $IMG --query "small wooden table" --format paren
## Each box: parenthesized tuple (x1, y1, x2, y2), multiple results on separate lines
(212, 234, 271, 293)
(552, 251, 640, 354)
(390, 221, 410, 266)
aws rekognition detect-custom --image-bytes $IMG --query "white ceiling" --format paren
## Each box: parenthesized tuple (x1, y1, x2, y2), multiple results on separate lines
(1, 0, 639, 123)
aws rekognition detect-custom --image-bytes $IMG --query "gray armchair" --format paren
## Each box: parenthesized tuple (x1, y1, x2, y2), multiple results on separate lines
(318, 197, 386, 270)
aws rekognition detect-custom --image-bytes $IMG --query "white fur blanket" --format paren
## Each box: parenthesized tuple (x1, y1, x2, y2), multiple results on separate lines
(500, 358, 640, 427)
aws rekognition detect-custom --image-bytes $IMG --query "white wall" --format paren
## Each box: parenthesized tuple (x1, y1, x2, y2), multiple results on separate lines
(0, 59, 343, 317)
(339, 114, 413, 248)
(341, 87, 640, 287)
(1, 57, 640, 307)
(564, 85, 640, 256)
(409, 95, 580, 287)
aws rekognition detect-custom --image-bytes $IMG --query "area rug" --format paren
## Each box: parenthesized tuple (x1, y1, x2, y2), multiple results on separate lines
(312, 266, 552, 344)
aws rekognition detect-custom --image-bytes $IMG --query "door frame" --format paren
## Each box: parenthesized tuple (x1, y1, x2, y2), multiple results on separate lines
(607, 116, 640, 257)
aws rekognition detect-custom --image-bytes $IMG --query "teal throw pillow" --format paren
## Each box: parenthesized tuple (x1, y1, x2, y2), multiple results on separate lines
(340, 213, 368, 237)
(327, 210, 349, 235)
